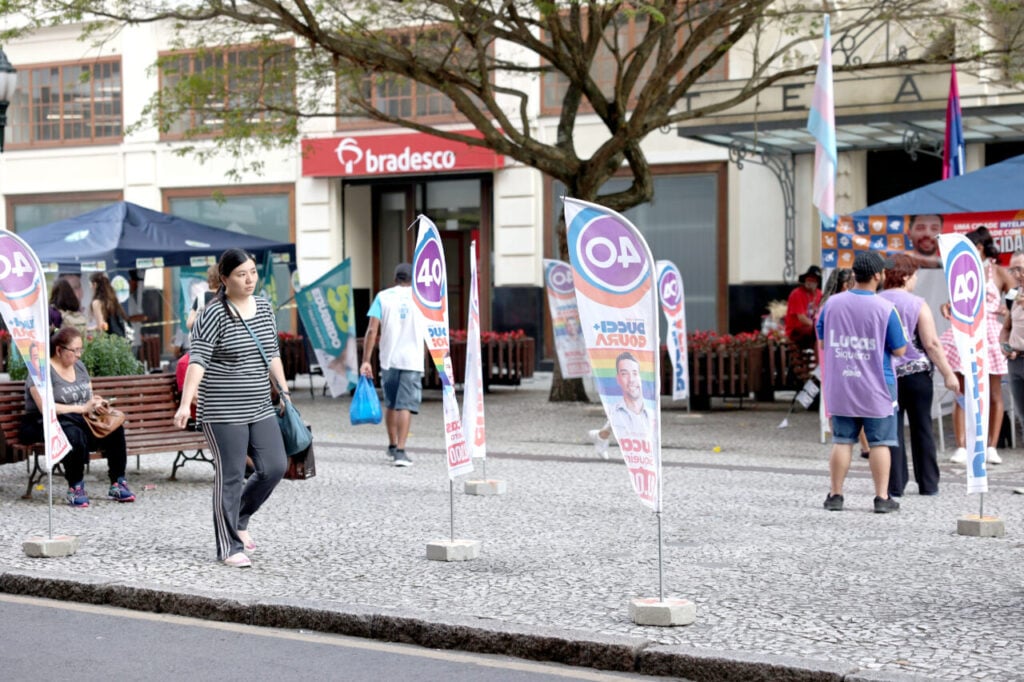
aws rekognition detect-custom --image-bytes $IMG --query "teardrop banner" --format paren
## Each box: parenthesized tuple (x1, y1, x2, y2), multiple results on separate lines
(0, 233, 71, 472)
(543, 259, 591, 379)
(939, 233, 988, 495)
(411, 215, 472, 479)
(562, 197, 661, 512)
(563, 197, 694, 626)
(657, 260, 689, 402)
(462, 241, 486, 460)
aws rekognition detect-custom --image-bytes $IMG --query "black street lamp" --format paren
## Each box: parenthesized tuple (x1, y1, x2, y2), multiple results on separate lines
(0, 47, 17, 153)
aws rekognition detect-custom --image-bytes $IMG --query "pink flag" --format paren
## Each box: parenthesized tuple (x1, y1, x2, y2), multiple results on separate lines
(807, 15, 837, 228)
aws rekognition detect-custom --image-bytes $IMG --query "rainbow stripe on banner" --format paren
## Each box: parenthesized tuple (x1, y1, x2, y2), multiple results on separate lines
(411, 215, 472, 479)
(563, 197, 661, 512)
(939, 233, 988, 494)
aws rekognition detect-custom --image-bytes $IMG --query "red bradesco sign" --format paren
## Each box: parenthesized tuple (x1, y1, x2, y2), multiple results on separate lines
(302, 129, 505, 178)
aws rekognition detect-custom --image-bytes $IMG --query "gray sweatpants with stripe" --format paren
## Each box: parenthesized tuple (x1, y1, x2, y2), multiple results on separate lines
(203, 416, 287, 560)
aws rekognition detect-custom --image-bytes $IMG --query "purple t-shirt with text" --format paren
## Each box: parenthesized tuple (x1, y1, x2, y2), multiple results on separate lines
(816, 290, 907, 418)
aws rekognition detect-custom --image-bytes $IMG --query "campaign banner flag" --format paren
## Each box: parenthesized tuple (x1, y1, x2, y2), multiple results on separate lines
(294, 259, 359, 398)
(542, 259, 591, 378)
(412, 215, 472, 478)
(939, 233, 988, 494)
(656, 260, 689, 401)
(807, 14, 837, 229)
(563, 197, 661, 511)
(462, 241, 486, 459)
(0, 233, 71, 470)
(943, 65, 965, 180)
(824, 209, 1024, 270)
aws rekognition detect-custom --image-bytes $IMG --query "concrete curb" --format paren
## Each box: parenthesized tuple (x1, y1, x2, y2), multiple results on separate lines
(0, 568, 902, 681)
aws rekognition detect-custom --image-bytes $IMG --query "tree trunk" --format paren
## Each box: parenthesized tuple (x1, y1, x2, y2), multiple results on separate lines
(548, 359, 589, 402)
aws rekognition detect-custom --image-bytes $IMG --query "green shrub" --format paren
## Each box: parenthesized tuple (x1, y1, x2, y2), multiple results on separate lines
(8, 333, 143, 381)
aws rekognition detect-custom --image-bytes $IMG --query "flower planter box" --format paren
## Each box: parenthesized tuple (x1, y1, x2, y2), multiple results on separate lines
(424, 338, 535, 389)
(356, 336, 535, 391)
(660, 341, 768, 410)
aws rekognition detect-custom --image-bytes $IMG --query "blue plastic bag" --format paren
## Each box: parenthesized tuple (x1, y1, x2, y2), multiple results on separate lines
(350, 375, 383, 425)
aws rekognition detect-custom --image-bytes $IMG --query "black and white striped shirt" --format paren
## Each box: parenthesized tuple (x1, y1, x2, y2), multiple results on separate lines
(189, 296, 279, 424)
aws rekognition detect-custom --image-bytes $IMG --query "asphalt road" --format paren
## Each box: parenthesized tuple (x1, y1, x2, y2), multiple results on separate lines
(0, 595, 684, 682)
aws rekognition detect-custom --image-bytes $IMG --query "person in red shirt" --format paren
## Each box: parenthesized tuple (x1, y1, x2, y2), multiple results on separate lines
(786, 265, 822, 350)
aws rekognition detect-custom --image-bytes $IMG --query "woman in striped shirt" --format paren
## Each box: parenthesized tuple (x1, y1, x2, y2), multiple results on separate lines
(174, 248, 289, 568)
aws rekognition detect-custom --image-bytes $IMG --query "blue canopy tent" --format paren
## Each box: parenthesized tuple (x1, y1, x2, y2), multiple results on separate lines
(20, 201, 295, 272)
(852, 153, 1024, 217)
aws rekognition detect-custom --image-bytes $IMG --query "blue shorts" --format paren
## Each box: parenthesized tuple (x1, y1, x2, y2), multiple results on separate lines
(831, 383, 898, 448)
(381, 368, 422, 413)
(830, 414, 898, 448)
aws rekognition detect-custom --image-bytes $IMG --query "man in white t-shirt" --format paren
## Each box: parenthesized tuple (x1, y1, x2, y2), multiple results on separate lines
(360, 263, 423, 467)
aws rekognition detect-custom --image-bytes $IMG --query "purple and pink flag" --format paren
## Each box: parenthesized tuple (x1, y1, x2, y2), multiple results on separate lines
(943, 65, 965, 179)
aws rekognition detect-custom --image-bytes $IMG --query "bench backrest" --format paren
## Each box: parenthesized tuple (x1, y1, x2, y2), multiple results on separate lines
(0, 381, 25, 459)
(0, 373, 205, 455)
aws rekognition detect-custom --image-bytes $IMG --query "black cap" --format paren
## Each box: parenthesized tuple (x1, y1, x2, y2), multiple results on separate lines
(852, 251, 894, 279)
(798, 265, 822, 283)
(394, 263, 412, 283)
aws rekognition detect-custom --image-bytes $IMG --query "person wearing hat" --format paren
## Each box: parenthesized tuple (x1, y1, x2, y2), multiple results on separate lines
(785, 264, 823, 351)
(360, 263, 421, 467)
(816, 251, 908, 514)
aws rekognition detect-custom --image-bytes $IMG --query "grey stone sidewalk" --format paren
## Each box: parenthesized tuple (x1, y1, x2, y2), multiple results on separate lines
(1, 373, 1022, 681)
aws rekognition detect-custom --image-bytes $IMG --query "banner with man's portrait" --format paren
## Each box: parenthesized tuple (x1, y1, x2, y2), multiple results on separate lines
(822, 209, 1024, 270)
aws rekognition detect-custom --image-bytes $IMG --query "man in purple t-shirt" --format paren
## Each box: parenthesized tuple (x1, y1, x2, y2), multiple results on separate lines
(816, 251, 908, 513)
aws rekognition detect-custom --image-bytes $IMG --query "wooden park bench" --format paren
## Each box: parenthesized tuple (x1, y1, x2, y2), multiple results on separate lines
(0, 373, 210, 499)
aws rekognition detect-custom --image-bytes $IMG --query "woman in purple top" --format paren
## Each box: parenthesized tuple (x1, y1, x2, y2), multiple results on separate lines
(880, 255, 959, 496)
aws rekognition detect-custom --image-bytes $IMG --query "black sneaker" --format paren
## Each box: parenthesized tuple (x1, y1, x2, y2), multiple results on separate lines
(873, 496, 900, 513)
(387, 445, 397, 460)
(823, 493, 844, 511)
(393, 450, 413, 467)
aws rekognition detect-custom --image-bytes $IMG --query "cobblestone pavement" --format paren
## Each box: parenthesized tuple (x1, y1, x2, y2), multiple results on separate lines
(1, 373, 1022, 680)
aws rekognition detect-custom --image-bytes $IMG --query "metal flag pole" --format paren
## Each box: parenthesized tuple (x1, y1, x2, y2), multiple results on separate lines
(657, 510, 665, 602)
(481, 458, 487, 480)
(449, 480, 455, 542)
(47, 470, 53, 539)
(979, 491, 984, 519)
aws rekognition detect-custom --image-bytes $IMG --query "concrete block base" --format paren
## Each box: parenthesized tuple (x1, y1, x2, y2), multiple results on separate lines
(630, 598, 696, 627)
(464, 479, 507, 496)
(957, 514, 1005, 537)
(22, 535, 80, 558)
(426, 539, 481, 562)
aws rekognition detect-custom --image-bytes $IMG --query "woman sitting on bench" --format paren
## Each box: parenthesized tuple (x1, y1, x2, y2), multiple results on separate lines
(19, 327, 136, 507)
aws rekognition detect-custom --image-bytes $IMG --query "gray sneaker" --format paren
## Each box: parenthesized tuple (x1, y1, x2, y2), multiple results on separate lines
(873, 496, 900, 513)
(823, 493, 844, 511)
(393, 450, 413, 467)
(387, 445, 397, 460)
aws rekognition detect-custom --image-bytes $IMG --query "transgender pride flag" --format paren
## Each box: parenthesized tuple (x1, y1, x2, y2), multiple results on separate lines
(943, 65, 965, 179)
(807, 15, 837, 229)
